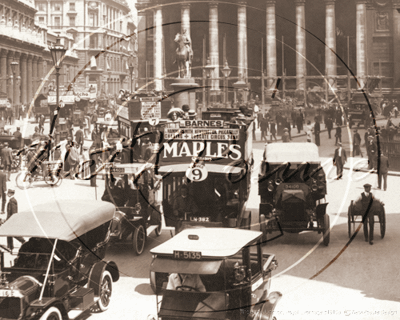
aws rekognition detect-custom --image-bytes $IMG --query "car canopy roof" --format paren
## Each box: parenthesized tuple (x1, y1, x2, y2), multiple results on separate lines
(150, 228, 261, 258)
(0, 200, 115, 241)
(264, 142, 320, 164)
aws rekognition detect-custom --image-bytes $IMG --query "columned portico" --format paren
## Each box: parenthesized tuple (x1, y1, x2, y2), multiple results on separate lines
(325, 0, 337, 89)
(27, 55, 33, 104)
(20, 54, 27, 104)
(209, 2, 219, 90)
(13, 52, 20, 106)
(153, 7, 164, 91)
(356, 0, 367, 89)
(237, 1, 247, 80)
(7, 52, 14, 103)
(32, 56, 38, 97)
(0, 49, 7, 94)
(295, 0, 306, 91)
(266, 0, 277, 89)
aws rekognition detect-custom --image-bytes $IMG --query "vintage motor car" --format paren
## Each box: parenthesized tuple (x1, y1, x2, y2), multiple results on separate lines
(149, 228, 282, 320)
(100, 162, 163, 255)
(0, 200, 120, 320)
(258, 143, 330, 245)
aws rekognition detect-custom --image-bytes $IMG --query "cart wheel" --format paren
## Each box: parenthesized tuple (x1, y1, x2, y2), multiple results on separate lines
(348, 204, 352, 238)
(150, 271, 157, 294)
(132, 224, 146, 255)
(15, 171, 32, 190)
(155, 213, 162, 236)
(96, 270, 113, 312)
(39, 306, 62, 320)
(44, 172, 61, 187)
(323, 214, 330, 246)
(380, 208, 386, 239)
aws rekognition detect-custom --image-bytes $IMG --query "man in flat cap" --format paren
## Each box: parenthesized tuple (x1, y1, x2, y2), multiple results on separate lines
(1, 142, 12, 181)
(360, 183, 375, 245)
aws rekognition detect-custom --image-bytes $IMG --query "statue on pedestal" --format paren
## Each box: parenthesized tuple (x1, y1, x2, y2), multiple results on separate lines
(174, 29, 193, 79)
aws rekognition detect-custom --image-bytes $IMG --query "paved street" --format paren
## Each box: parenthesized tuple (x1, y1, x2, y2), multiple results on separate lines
(2, 118, 399, 320)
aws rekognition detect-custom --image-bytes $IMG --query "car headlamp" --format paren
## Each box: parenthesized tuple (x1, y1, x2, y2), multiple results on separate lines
(311, 184, 318, 192)
(275, 178, 282, 186)
(267, 181, 274, 192)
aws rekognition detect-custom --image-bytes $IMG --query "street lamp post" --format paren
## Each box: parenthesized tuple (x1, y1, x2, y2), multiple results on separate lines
(49, 37, 67, 137)
(204, 58, 215, 108)
(221, 60, 231, 105)
(128, 63, 134, 93)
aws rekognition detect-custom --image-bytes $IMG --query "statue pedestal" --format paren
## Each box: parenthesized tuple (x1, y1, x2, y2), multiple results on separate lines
(170, 78, 199, 111)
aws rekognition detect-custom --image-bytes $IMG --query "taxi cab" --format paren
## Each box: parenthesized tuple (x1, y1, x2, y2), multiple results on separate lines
(149, 228, 281, 320)
(0, 200, 119, 320)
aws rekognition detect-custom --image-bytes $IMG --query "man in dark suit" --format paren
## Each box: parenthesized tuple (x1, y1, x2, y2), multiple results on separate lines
(335, 126, 342, 146)
(353, 129, 363, 157)
(13, 127, 22, 149)
(333, 142, 347, 180)
(314, 117, 321, 146)
(75, 125, 84, 155)
(1, 142, 12, 181)
(6, 189, 25, 251)
(377, 153, 389, 191)
(0, 168, 6, 214)
(325, 116, 333, 139)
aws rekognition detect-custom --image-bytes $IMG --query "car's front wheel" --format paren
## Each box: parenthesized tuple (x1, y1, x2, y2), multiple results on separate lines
(39, 306, 62, 320)
(132, 224, 146, 255)
(97, 270, 113, 312)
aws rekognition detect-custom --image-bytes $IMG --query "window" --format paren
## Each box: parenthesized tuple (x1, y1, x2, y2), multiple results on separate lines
(69, 2, 75, 11)
(54, 2, 62, 11)
(38, 17, 45, 24)
(37, 2, 46, 12)
(90, 34, 97, 49)
(69, 16, 75, 27)
(89, 12, 98, 27)
(120, 21, 123, 33)
(54, 17, 61, 27)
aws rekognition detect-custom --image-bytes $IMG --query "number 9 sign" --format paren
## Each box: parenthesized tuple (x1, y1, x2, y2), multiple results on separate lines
(186, 166, 207, 182)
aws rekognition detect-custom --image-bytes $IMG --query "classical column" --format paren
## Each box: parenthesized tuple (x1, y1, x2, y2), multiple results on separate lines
(0, 49, 7, 94)
(266, 1, 277, 89)
(181, 3, 190, 35)
(27, 55, 33, 104)
(20, 54, 27, 105)
(13, 52, 20, 106)
(356, 0, 367, 89)
(7, 52, 13, 103)
(32, 56, 38, 96)
(209, 2, 219, 90)
(393, 4, 400, 88)
(153, 7, 164, 91)
(136, 7, 147, 90)
(237, 1, 247, 80)
(37, 58, 43, 92)
(295, 0, 306, 91)
(325, 0, 337, 88)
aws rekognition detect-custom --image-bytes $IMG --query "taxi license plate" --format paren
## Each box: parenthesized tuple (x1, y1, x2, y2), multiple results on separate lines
(190, 217, 210, 222)
(110, 167, 125, 173)
(173, 251, 202, 260)
(0, 290, 15, 297)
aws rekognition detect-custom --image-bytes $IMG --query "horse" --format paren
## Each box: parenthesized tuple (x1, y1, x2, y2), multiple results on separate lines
(174, 33, 192, 78)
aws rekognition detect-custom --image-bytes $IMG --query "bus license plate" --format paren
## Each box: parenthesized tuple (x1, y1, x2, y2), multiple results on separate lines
(173, 251, 202, 260)
(190, 217, 210, 222)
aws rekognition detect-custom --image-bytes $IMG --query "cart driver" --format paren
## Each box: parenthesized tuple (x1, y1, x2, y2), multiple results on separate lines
(172, 185, 199, 219)
(166, 273, 206, 292)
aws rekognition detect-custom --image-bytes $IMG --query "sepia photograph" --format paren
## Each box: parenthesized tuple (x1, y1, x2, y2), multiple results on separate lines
(0, 0, 398, 319)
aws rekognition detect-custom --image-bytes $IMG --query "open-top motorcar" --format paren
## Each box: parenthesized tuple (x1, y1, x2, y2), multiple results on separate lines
(149, 228, 282, 320)
(0, 200, 119, 320)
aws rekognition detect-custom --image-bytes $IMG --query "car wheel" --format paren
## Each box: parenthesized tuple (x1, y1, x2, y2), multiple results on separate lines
(132, 224, 146, 255)
(97, 270, 113, 312)
(39, 307, 62, 320)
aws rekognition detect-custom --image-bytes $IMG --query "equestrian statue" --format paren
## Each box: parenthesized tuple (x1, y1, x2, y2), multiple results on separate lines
(174, 29, 193, 79)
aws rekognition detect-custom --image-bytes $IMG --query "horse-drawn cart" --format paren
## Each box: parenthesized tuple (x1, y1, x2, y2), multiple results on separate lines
(348, 199, 385, 239)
